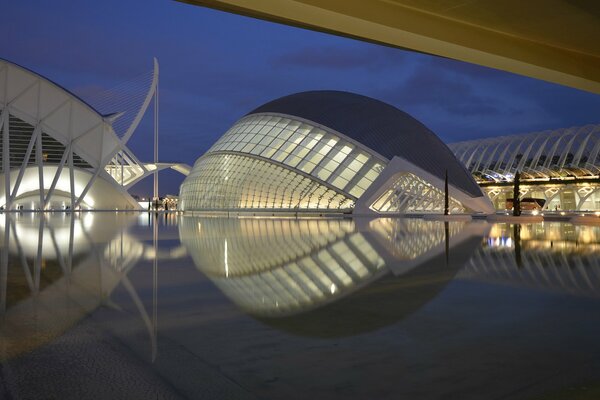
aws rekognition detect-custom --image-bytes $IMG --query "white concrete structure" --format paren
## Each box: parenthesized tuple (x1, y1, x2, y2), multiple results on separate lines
(449, 124, 600, 211)
(0, 58, 187, 211)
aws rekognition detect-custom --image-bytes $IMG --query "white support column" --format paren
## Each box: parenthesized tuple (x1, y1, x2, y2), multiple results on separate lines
(69, 142, 75, 210)
(68, 102, 75, 210)
(36, 127, 44, 209)
(572, 126, 596, 167)
(472, 140, 493, 172)
(74, 126, 104, 209)
(503, 137, 526, 175)
(0, 215, 8, 315)
(1, 66, 7, 210)
(516, 136, 538, 172)
(480, 141, 502, 172)
(34, 81, 44, 210)
(9, 124, 41, 204)
(587, 127, 600, 167)
(464, 143, 485, 171)
(74, 165, 101, 209)
(3, 107, 10, 210)
(544, 128, 570, 168)
(493, 138, 512, 173)
(153, 74, 159, 201)
(558, 127, 583, 168)
(530, 132, 554, 171)
(44, 142, 71, 208)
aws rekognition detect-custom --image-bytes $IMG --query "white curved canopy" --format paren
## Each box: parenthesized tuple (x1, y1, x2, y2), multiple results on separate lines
(0, 59, 120, 169)
(0, 59, 162, 210)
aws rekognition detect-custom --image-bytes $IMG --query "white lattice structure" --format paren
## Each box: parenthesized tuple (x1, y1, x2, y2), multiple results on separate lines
(0, 58, 189, 211)
(449, 124, 600, 211)
(370, 172, 465, 213)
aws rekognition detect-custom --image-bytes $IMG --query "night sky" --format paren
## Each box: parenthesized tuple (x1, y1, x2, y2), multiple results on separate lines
(2, 0, 600, 196)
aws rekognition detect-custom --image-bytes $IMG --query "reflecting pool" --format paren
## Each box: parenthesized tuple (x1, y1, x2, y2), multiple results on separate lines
(1, 213, 600, 399)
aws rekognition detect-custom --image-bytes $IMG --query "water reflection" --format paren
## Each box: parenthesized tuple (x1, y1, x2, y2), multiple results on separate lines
(461, 222, 600, 297)
(179, 216, 489, 336)
(4, 215, 600, 344)
(0, 212, 185, 361)
(3, 214, 600, 398)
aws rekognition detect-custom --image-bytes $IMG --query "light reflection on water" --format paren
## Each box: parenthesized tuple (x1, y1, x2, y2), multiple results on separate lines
(1, 213, 600, 399)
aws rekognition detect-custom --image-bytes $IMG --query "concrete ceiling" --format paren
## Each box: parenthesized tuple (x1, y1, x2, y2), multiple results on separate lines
(179, 0, 600, 94)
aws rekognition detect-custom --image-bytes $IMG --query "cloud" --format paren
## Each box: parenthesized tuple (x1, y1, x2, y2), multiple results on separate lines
(428, 56, 514, 80)
(379, 64, 502, 117)
(272, 45, 404, 70)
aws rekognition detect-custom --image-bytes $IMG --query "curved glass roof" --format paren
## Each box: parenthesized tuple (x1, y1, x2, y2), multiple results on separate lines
(248, 90, 482, 197)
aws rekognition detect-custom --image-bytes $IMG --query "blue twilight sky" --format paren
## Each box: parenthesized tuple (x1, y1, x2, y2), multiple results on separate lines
(2, 0, 600, 196)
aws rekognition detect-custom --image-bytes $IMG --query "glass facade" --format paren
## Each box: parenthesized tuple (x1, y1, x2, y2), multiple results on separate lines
(181, 107, 490, 214)
(370, 172, 465, 213)
(180, 153, 354, 211)
(208, 114, 385, 197)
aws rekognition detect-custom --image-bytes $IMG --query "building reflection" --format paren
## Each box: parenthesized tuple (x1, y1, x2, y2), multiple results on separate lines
(460, 222, 600, 297)
(179, 216, 488, 336)
(0, 213, 185, 361)
(5, 213, 600, 357)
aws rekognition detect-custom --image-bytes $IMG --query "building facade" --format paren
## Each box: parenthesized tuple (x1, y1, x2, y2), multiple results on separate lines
(180, 91, 493, 215)
(0, 58, 188, 211)
(449, 124, 600, 211)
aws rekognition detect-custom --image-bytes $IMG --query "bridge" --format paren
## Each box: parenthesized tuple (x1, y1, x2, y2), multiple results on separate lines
(180, 0, 600, 94)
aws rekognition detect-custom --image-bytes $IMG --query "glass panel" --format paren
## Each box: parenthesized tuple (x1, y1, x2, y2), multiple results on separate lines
(180, 153, 354, 211)
(203, 114, 386, 200)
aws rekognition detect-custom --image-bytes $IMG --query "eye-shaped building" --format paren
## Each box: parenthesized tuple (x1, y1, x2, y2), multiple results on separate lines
(180, 91, 493, 214)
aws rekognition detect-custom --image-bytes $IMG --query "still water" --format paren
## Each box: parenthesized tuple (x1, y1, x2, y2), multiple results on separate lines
(1, 213, 600, 399)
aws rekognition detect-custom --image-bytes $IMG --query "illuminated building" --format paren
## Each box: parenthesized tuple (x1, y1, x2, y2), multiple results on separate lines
(0, 58, 189, 211)
(180, 91, 493, 214)
(449, 124, 600, 211)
